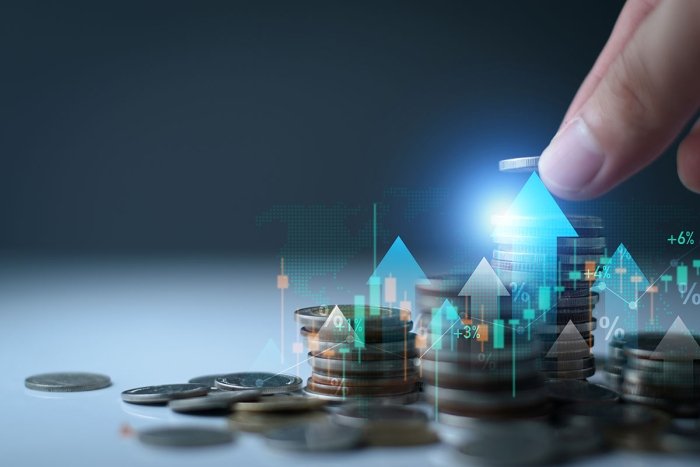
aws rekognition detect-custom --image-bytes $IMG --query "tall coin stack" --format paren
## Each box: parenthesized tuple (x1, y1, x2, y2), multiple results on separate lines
(605, 331, 700, 417)
(414, 279, 548, 423)
(497, 157, 607, 381)
(294, 305, 420, 403)
(491, 214, 605, 380)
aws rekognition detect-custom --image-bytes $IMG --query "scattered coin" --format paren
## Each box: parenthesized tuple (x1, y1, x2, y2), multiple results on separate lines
(234, 395, 327, 413)
(169, 389, 261, 414)
(545, 380, 619, 404)
(214, 372, 302, 394)
(121, 384, 209, 405)
(188, 374, 229, 390)
(264, 422, 364, 451)
(138, 426, 234, 447)
(25, 372, 112, 392)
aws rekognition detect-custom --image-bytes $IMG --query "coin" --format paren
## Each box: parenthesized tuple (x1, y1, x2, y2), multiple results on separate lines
(24, 372, 111, 392)
(306, 378, 416, 397)
(294, 305, 404, 331)
(214, 372, 302, 394)
(498, 156, 541, 173)
(541, 356, 596, 372)
(660, 423, 700, 453)
(234, 395, 327, 413)
(624, 333, 700, 360)
(228, 410, 328, 433)
(310, 371, 417, 387)
(168, 389, 261, 414)
(264, 422, 364, 451)
(300, 324, 413, 344)
(121, 384, 210, 404)
(424, 385, 547, 412)
(333, 403, 428, 427)
(303, 387, 421, 404)
(333, 404, 436, 446)
(545, 380, 619, 404)
(138, 426, 234, 447)
(188, 374, 229, 390)
(309, 354, 411, 373)
(453, 421, 558, 465)
(542, 367, 595, 380)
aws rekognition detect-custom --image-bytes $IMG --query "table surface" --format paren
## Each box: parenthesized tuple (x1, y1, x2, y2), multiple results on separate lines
(1, 256, 696, 466)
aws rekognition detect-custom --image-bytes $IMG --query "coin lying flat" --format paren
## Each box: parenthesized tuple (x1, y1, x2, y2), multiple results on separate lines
(229, 410, 328, 433)
(214, 372, 302, 394)
(188, 374, 230, 390)
(25, 372, 112, 392)
(169, 389, 261, 414)
(138, 426, 234, 447)
(334, 404, 436, 446)
(453, 421, 558, 465)
(121, 384, 209, 404)
(264, 422, 364, 451)
(234, 395, 327, 413)
(545, 380, 619, 404)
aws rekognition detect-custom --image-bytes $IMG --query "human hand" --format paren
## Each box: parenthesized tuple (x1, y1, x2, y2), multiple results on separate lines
(538, 0, 700, 199)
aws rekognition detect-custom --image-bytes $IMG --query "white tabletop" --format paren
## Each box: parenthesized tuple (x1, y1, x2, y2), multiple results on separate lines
(0, 256, 696, 466)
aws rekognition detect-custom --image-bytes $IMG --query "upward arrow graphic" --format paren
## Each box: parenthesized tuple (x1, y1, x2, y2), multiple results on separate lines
(492, 173, 577, 313)
(368, 236, 429, 312)
(459, 257, 510, 323)
(428, 299, 461, 351)
(650, 317, 700, 386)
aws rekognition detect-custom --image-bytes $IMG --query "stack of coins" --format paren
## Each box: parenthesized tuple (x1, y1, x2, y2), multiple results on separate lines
(611, 332, 700, 417)
(419, 327, 548, 424)
(294, 305, 420, 403)
(604, 336, 626, 391)
(496, 157, 606, 381)
(491, 213, 605, 380)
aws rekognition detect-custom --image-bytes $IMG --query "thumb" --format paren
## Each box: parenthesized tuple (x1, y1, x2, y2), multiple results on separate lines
(539, 1, 700, 200)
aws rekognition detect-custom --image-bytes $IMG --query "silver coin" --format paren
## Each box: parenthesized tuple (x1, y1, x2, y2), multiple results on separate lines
(621, 392, 700, 417)
(543, 366, 595, 380)
(309, 355, 410, 373)
(24, 372, 112, 392)
(264, 422, 364, 451)
(215, 372, 302, 394)
(302, 386, 420, 404)
(541, 356, 596, 372)
(121, 384, 210, 404)
(333, 403, 427, 428)
(168, 389, 261, 414)
(660, 424, 700, 453)
(294, 305, 404, 331)
(538, 318, 597, 335)
(498, 156, 540, 173)
(424, 385, 546, 410)
(234, 395, 327, 413)
(545, 380, 619, 404)
(310, 372, 418, 388)
(188, 374, 230, 390)
(493, 235, 606, 249)
(493, 249, 602, 266)
(419, 359, 540, 385)
(542, 347, 591, 360)
(138, 426, 234, 447)
(453, 421, 558, 465)
(622, 367, 700, 388)
(300, 324, 413, 344)
(308, 336, 416, 354)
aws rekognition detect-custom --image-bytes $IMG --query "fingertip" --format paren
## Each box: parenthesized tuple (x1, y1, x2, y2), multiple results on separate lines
(677, 131, 700, 194)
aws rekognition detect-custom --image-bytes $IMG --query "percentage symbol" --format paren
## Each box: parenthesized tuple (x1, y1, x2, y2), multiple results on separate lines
(478, 352, 496, 370)
(679, 231, 696, 245)
(682, 282, 700, 306)
(599, 315, 625, 340)
(461, 324, 480, 339)
(510, 282, 531, 303)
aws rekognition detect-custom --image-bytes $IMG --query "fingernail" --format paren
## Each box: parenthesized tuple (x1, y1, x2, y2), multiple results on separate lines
(538, 118, 604, 194)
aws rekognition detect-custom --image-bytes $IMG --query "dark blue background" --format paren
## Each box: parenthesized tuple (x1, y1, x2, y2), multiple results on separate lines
(2, 0, 694, 256)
